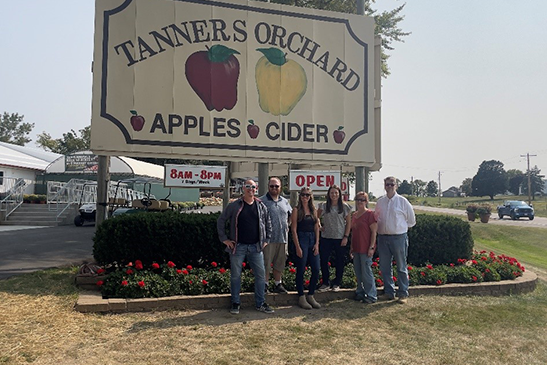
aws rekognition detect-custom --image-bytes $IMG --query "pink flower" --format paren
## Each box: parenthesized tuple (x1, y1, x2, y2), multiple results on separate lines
(328, 262, 332, 267)
(176, 269, 182, 274)
(372, 262, 379, 268)
(211, 261, 218, 267)
(421, 272, 426, 277)
(97, 268, 105, 274)
(96, 280, 104, 286)
(121, 280, 128, 286)
(187, 265, 193, 270)
(472, 260, 478, 265)
(189, 280, 193, 284)
(182, 269, 189, 275)
(472, 276, 477, 282)
(436, 279, 442, 285)
(241, 263, 246, 268)
(426, 264, 433, 270)
(167, 261, 176, 268)
(219, 268, 226, 274)
(127, 262, 133, 267)
(135, 260, 143, 270)
(126, 269, 133, 275)
(138, 281, 145, 288)
(152, 263, 160, 269)
(202, 279, 208, 285)
(289, 268, 296, 274)
(481, 257, 487, 261)
(450, 263, 455, 267)
(288, 262, 294, 267)
(407, 266, 413, 271)
(305, 280, 310, 286)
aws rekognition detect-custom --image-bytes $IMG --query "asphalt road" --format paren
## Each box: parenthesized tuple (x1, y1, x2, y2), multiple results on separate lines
(0, 225, 96, 280)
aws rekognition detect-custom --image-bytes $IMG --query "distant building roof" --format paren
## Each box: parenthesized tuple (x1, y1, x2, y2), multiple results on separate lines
(0, 141, 62, 171)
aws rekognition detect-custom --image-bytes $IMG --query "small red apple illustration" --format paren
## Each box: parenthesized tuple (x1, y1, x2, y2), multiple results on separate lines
(333, 126, 345, 144)
(185, 45, 240, 112)
(130, 110, 145, 131)
(247, 120, 260, 139)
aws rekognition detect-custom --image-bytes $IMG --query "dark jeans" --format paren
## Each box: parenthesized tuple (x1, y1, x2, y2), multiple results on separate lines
(319, 237, 346, 287)
(296, 231, 320, 296)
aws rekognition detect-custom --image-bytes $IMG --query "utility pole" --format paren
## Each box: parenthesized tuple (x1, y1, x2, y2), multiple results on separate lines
(520, 153, 537, 205)
(438, 171, 442, 204)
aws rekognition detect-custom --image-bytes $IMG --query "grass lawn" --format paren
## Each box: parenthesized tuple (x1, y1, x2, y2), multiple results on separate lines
(1, 214, 546, 364)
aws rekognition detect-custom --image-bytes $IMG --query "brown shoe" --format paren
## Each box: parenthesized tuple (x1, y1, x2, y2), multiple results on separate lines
(306, 295, 321, 309)
(299, 295, 312, 310)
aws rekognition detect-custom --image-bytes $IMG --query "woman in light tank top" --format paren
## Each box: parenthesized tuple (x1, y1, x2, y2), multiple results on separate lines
(316, 185, 352, 292)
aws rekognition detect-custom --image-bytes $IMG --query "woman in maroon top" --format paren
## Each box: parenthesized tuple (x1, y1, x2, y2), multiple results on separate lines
(350, 191, 378, 303)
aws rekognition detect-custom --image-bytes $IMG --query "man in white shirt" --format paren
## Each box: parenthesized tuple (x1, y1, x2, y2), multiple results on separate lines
(375, 176, 416, 304)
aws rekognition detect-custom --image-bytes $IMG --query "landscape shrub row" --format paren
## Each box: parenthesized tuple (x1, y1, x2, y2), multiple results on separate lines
(93, 213, 473, 269)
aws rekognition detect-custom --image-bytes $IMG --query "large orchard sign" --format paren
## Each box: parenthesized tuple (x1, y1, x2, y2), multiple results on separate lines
(91, 0, 378, 165)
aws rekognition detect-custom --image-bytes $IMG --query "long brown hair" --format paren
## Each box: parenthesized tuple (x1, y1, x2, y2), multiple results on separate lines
(296, 187, 317, 222)
(326, 185, 344, 214)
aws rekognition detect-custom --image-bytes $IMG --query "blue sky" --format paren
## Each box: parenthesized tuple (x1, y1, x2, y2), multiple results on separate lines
(1, 0, 545, 197)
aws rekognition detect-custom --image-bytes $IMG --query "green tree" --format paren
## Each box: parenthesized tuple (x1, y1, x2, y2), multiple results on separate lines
(0, 112, 34, 146)
(426, 180, 438, 197)
(471, 160, 507, 200)
(520, 166, 545, 199)
(397, 179, 412, 195)
(269, 0, 410, 77)
(506, 169, 525, 195)
(412, 179, 427, 197)
(36, 126, 90, 155)
(460, 178, 472, 196)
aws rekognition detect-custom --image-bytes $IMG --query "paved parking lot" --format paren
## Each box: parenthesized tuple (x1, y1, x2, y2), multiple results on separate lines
(0, 225, 96, 280)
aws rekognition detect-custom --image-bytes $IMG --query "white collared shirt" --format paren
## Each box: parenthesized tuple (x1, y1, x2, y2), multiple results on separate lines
(375, 193, 416, 235)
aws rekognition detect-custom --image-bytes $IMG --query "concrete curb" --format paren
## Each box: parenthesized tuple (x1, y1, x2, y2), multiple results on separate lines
(74, 270, 537, 313)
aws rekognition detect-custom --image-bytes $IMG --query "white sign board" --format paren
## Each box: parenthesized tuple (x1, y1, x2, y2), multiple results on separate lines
(165, 164, 226, 188)
(91, 0, 378, 166)
(289, 170, 341, 192)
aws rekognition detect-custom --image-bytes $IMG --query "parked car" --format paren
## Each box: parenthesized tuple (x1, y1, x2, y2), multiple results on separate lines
(497, 200, 534, 220)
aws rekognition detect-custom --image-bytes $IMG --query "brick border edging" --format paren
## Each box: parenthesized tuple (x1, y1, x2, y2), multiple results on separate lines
(75, 270, 537, 313)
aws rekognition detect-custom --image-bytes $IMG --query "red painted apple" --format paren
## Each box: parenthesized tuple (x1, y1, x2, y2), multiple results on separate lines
(333, 126, 345, 144)
(130, 110, 145, 131)
(247, 120, 259, 139)
(185, 45, 240, 112)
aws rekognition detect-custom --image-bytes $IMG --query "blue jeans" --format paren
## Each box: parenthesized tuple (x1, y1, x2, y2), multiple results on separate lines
(230, 243, 266, 307)
(296, 232, 320, 296)
(378, 233, 409, 298)
(353, 253, 377, 301)
(319, 237, 346, 287)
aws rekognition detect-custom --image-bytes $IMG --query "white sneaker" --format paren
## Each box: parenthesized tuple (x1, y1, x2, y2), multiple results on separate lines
(331, 285, 340, 292)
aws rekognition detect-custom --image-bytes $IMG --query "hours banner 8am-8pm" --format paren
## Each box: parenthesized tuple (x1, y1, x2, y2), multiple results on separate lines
(91, 0, 380, 167)
(164, 164, 227, 188)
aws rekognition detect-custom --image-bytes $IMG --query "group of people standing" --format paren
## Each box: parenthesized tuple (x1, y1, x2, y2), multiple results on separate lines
(216, 176, 415, 315)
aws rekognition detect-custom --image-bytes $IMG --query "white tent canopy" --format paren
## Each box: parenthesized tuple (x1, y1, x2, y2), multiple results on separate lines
(46, 151, 164, 180)
(0, 141, 62, 171)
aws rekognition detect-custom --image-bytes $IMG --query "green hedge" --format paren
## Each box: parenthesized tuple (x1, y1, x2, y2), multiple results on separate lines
(93, 212, 473, 269)
(93, 211, 227, 267)
(407, 214, 473, 266)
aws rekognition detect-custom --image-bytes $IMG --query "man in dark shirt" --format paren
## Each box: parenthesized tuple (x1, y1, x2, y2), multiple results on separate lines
(217, 179, 273, 314)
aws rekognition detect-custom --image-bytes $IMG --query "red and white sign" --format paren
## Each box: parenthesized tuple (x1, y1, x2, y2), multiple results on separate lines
(164, 164, 226, 188)
(289, 170, 341, 192)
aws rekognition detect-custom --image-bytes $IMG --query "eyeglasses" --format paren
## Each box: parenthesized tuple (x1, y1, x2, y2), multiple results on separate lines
(355, 198, 367, 202)
(269, 185, 280, 188)
(300, 193, 311, 197)
(244, 184, 257, 189)
(385, 183, 395, 187)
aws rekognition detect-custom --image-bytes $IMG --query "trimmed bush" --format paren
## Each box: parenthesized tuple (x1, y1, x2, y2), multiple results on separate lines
(93, 211, 227, 268)
(408, 214, 473, 266)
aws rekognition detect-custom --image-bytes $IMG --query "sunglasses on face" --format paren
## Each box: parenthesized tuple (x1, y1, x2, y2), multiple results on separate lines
(300, 193, 311, 197)
(385, 183, 395, 187)
(355, 198, 367, 202)
(244, 184, 257, 189)
(269, 185, 280, 188)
